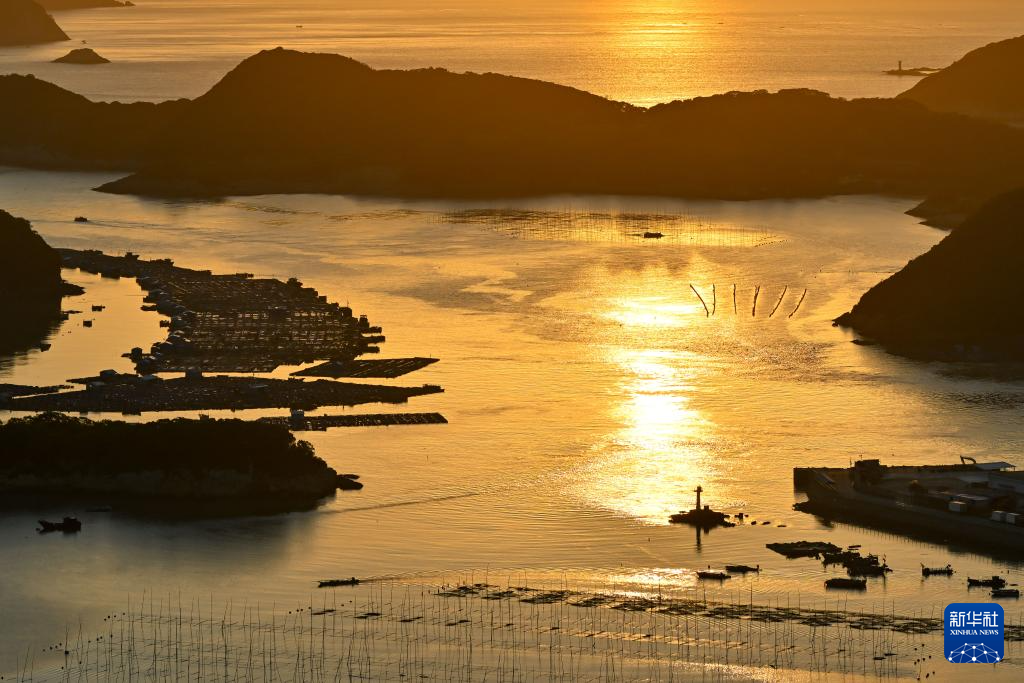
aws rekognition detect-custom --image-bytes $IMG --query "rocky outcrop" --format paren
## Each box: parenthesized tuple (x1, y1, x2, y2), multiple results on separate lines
(900, 35, 1024, 124)
(0, 0, 69, 46)
(836, 189, 1024, 360)
(53, 47, 110, 64)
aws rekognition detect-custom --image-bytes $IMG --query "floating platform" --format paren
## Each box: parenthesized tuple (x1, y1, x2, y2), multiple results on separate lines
(7, 374, 442, 413)
(293, 357, 439, 379)
(795, 459, 1024, 554)
(0, 383, 68, 400)
(259, 412, 448, 430)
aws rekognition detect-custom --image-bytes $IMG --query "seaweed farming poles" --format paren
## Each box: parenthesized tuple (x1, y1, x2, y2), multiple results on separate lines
(12, 579, 1018, 682)
(752, 285, 761, 317)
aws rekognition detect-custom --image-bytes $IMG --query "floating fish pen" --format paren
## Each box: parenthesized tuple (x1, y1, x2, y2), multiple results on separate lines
(434, 209, 780, 247)
(9, 578, 1023, 682)
(58, 249, 381, 374)
(6, 375, 442, 413)
(259, 412, 448, 430)
(293, 357, 440, 379)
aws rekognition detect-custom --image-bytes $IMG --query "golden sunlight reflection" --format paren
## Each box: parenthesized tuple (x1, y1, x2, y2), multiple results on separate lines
(572, 346, 718, 525)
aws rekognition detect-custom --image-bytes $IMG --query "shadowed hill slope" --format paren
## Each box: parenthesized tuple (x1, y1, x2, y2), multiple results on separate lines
(0, 74, 187, 169)
(95, 49, 1024, 214)
(0, 0, 69, 46)
(900, 35, 1024, 124)
(4, 47, 1024, 225)
(836, 189, 1024, 360)
(0, 210, 82, 357)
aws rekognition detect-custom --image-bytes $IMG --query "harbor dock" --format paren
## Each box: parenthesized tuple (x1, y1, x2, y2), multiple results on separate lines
(795, 459, 1024, 552)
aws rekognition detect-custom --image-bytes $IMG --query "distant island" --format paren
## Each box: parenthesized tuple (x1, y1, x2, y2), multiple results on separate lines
(3, 46, 1024, 227)
(0, 209, 81, 357)
(836, 189, 1024, 361)
(0, 413, 357, 512)
(900, 35, 1024, 125)
(53, 47, 110, 64)
(0, 0, 69, 46)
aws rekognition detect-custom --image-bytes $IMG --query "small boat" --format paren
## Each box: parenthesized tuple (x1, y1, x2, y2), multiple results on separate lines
(921, 564, 954, 577)
(725, 564, 760, 574)
(968, 576, 1006, 589)
(767, 541, 841, 559)
(38, 517, 82, 533)
(696, 570, 731, 581)
(318, 577, 360, 588)
(825, 577, 866, 590)
(992, 588, 1020, 599)
(642, 231, 664, 239)
(74, 216, 89, 223)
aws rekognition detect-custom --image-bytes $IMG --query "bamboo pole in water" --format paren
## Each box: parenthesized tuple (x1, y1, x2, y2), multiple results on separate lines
(733, 284, 737, 314)
(690, 284, 710, 317)
(769, 286, 788, 317)
(711, 284, 717, 316)
(789, 289, 808, 318)
(752, 286, 761, 317)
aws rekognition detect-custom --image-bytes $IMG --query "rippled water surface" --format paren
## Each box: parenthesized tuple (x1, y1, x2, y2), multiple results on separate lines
(3, 167, 1024, 675)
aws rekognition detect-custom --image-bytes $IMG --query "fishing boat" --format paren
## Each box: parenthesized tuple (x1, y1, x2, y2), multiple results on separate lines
(825, 577, 867, 590)
(967, 576, 1006, 589)
(38, 517, 81, 533)
(725, 564, 760, 574)
(642, 231, 664, 239)
(992, 588, 1020, 598)
(318, 577, 360, 588)
(921, 564, 954, 577)
(696, 570, 731, 581)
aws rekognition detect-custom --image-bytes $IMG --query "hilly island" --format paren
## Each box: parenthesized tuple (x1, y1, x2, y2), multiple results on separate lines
(837, 189, 1024, 361)
(3, 47, 1024, 228)
(0, 0, 68, 46)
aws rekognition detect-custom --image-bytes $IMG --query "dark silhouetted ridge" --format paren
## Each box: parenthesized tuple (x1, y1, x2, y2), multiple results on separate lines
(900, 35, 1024, 124)
(0, 210, 81, 357)
(0, 74, 187, 169)
(836, 189, 1024, 360)
(0, 0, 69, 46)
(2, 47, 1024, 222)
(91, 49, 1024, 210)
(38, 0, 131, 9)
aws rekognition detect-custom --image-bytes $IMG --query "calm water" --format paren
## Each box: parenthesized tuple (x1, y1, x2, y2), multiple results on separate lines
(4, 2, 1024, 677)
(3, 168, 1024, 678)
(0, 0, 1023, 104)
